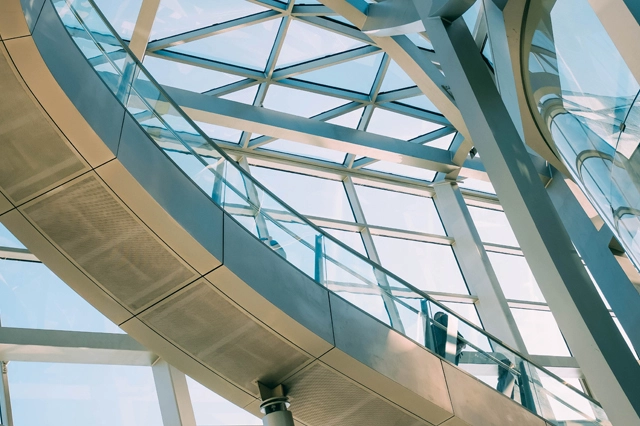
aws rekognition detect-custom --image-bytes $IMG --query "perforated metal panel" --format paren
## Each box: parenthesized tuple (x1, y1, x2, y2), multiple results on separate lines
(140, 280, 312, 394)
(23, 174, 196, 311)
(284, 363, 430, 426)
(0, 51, 86, 203)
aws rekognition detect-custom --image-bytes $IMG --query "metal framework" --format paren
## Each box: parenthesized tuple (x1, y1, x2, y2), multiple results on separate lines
(2, 0, 640, 423)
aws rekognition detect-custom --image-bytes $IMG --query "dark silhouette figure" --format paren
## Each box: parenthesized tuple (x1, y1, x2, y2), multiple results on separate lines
(432, 312, 467, 365)
(496, 355, 517, 399)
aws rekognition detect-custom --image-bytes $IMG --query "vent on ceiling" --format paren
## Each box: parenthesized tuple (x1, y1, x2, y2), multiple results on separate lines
(23, 174, 196, 311)
(0, 54, 86, 203)
(284, 363, 428, 426)
(140, 280, 312, 395)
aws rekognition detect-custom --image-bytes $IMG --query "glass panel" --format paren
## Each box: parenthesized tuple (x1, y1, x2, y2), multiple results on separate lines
(325, 108, 364, 128)
(262, 84, 349, 118)
(0, 223, 25, 249)
(186, 376, 261, 425)
(366, 108, 443, 140)
(322, 228, 367, 256)
(275, 20, 365, 68)
(459, 178, 496, 194)
(363, 161, 436, 181)
(220, 85, 260, 104)
(8, 362, 162, 426)
(250, 166, 354, 221)
(379, 60, 416, 93)
(397, 95, 441, 114)
(168, 18, 282, 71)
(295, 52, 383, 94)
(150, 0, 268, 40)
(372, 235, 469, 294)
(0, 258, 122, 333)
(355, 185, 445, 234)
(260, 139, 346, 163)
(93, 0, 142, 39)
(468, 206, 519, 247)
(142, 56, 243, 93)
(487, 252, 546, 302)
(511, 308, 571, 356)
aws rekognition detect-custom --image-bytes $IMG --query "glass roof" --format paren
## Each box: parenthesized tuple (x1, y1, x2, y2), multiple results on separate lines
(142, 0, 460, 182)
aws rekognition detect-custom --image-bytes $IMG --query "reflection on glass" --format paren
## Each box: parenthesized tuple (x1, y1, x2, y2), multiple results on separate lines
(468, 206, 519, 247)
(372, 235, 469, 294)
(511, 308, 570, 356)
(54, 2, 610, 422)
(525, 0, 640, 269)
(8, 362, 162, 426)
(250, 167, 355, 221)
(355, 185, 445, 234)
(0, 259, 122, 333)
(487, 252, 546, 302)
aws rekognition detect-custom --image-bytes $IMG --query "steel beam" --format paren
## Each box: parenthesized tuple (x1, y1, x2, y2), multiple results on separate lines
(152, 85, 459, 172)
(153, 359, 197, 426)
(128, 0, 161, 59)
(547, 171, 640, 356)
(587, 0, 640, 84)
(433, 181, 528, 352)
(419, 5, 640, 423)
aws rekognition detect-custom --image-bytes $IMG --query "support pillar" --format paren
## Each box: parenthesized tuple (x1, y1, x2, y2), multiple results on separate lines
(433, 181, 527, 352)
(152, 359, 197, 426)
(0, 362, 12, 426)
(258, 384, 294, 426)
(416, 1, 640, 423)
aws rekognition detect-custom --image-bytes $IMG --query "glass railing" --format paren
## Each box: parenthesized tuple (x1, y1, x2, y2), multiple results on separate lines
(50, 0, 609, 423)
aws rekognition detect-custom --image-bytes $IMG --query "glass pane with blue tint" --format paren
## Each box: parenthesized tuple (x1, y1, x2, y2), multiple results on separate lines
(150, 0, 268, 40)
(396, 95, 441, 114)
(468, 206, 519, 247)
(93, 0, 142, 39)
(363, 161, 436, 182)
(260, 139, 347, 163)
(263, 84, 349, 117)
(379, 60, 416, 93)
(426, 132, 457, 149)
(459, 178, 496, 194)
(462, 0, 481, 34)
(187, 376, 261, 425)
(511, 308, 571, 356)
(371, 235, 469, 294)
(168, 18, 282, 71)
(487, 252, 546, 302)
(142, 56, 243, 93)
(0, 223, 25, 249)
(0, 258, 122, 333)
(250, 166, 354, 221)
(220, 85, 260, 104)
(406, 33, 434, 50)
(322, 228, 367, 256)
(366, 108, 443, 140)
(436, 301, 492, 352)
(294, 52, 383, 94)
(326, 108, 364, 128)
(276, 20, 366, 69)
(8, 362, 162, 426)
(354, 184, 445, 234)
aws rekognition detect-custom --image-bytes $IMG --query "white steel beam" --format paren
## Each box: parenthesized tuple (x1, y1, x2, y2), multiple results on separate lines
(128, 0, 161, 59)
(153, 359, 197, 426)
(419, 5, 640, 423)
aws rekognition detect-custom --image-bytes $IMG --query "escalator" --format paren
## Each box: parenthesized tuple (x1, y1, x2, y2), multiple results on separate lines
(0, 0, 611, 424)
